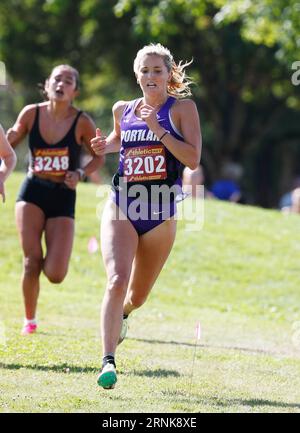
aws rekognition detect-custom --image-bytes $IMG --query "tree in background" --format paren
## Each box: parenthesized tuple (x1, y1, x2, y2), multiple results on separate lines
(0, 0, 299, 206)
(213, 0, 300, 65)
(114, 0, 300, 206)
(0, 0, 138, 176)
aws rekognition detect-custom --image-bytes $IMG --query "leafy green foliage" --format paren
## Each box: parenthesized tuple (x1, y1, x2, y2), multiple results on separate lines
(0, 0, 299, 206)
(212, 0, 300, 63)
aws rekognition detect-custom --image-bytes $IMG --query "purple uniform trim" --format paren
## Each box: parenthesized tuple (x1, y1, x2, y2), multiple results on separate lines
(112, 96, 184, 236)
(119, 96, 183, 180)
(110, 189, 177, 236)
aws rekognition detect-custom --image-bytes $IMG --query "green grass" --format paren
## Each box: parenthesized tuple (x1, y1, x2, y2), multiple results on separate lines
(0, 171, 300, 413)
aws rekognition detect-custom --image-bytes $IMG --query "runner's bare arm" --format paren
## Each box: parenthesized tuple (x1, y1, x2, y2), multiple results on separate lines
(90, 101, 125, 156)
(78, 113, 105, 177)
(6, 104, 36, 148)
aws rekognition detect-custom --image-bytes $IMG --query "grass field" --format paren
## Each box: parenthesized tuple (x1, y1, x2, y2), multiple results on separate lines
(0, 172, 300, 413)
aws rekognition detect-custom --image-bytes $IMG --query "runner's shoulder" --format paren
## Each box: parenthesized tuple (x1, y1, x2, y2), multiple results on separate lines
(112, 100, 130, 121)
(173, 98, 197, 113)
(13, 104, 41, 131)
(19, 103, 39, 119)
(77, 110, 95, 128)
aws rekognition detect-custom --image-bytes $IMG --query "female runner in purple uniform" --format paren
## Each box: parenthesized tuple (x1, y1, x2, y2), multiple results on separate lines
(91, 43, 202, 389)
(7, 65, 104, 335)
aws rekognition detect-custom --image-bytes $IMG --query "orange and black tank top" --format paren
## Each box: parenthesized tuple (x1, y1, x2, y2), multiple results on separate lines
(28, 105, 82, 177)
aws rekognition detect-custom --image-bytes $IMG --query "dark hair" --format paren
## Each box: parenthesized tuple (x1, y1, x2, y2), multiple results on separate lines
(38, 64, 80, 100)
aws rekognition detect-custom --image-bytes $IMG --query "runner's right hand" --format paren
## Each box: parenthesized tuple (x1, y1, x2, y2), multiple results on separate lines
(91, 128, 107, 156)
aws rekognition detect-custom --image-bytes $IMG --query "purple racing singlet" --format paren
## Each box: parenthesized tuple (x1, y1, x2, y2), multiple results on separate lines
(111, 96, 185, 235)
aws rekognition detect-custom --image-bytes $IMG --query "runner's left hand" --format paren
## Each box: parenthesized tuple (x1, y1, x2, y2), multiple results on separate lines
(140, 104, 160, 132)
(64, 171, 80, 190)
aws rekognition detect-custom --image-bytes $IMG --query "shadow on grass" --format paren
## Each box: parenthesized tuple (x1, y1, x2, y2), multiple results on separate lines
(0, 362, 180, 379)
(0, 362, 97, 374)
(233, 398, 300, 410)
(130, 368, 180, 378)
(161, 390, 300, 411)
(130, 337, 281, 356)
(206, 397, 300, 411)
(130, 337, 195, 347)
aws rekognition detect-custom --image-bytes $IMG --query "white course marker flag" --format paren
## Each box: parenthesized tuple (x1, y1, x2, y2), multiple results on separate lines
(189, 321, 201, 393)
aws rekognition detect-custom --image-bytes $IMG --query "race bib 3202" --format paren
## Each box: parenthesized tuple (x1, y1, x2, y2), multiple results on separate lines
(123, 145, 167, 182)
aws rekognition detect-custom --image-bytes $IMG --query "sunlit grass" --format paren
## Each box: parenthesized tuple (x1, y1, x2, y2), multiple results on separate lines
(0, 172, 300, 413)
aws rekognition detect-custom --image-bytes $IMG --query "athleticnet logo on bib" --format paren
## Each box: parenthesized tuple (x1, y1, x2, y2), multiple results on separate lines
(123, 144, 167, 182)
(33, 147, 69, 176)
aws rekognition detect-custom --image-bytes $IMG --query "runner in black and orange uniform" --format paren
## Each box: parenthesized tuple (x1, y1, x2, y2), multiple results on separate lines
(7, 64, 104, 335)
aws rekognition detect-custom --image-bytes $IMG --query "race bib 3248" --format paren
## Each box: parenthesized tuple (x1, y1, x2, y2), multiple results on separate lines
(33, 147, 69, 176)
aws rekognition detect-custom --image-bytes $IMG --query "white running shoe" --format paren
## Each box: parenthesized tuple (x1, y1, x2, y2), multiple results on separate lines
(118, 316, 128, 345)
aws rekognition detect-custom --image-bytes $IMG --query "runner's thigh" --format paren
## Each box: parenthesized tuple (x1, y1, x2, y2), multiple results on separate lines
(100, 200, 139, 282)
(44, 217, 74, 272)
(15, 201, 45, 258)
(128, 218, 177, 294)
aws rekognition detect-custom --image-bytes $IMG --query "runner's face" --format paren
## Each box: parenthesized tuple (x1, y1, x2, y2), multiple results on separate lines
(136, 54, 171, 97)
(46, 67, 78, 102)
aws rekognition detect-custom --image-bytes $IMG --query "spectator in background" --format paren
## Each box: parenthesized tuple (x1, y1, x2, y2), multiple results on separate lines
(281, 187, 300, 215)
(290, 188, 300, 214)
(279, 176, 300, 213)
(210, 161, 243, 203)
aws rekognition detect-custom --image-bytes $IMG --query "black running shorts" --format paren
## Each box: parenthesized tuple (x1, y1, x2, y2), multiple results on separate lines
(17, 175, 76, 219)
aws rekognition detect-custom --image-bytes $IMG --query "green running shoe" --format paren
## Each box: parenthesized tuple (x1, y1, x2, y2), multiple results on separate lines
(97, 363, 117, 389)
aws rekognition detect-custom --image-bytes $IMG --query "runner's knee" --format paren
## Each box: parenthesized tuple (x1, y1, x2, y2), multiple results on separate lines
(126, 291, 147, 309)
(106, 273, 129, 296)
(44, 265, 67, 284)
(23, 255, 43, 277)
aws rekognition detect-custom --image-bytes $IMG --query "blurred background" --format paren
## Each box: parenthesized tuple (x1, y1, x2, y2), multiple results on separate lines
(0, 0, 299, 208)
